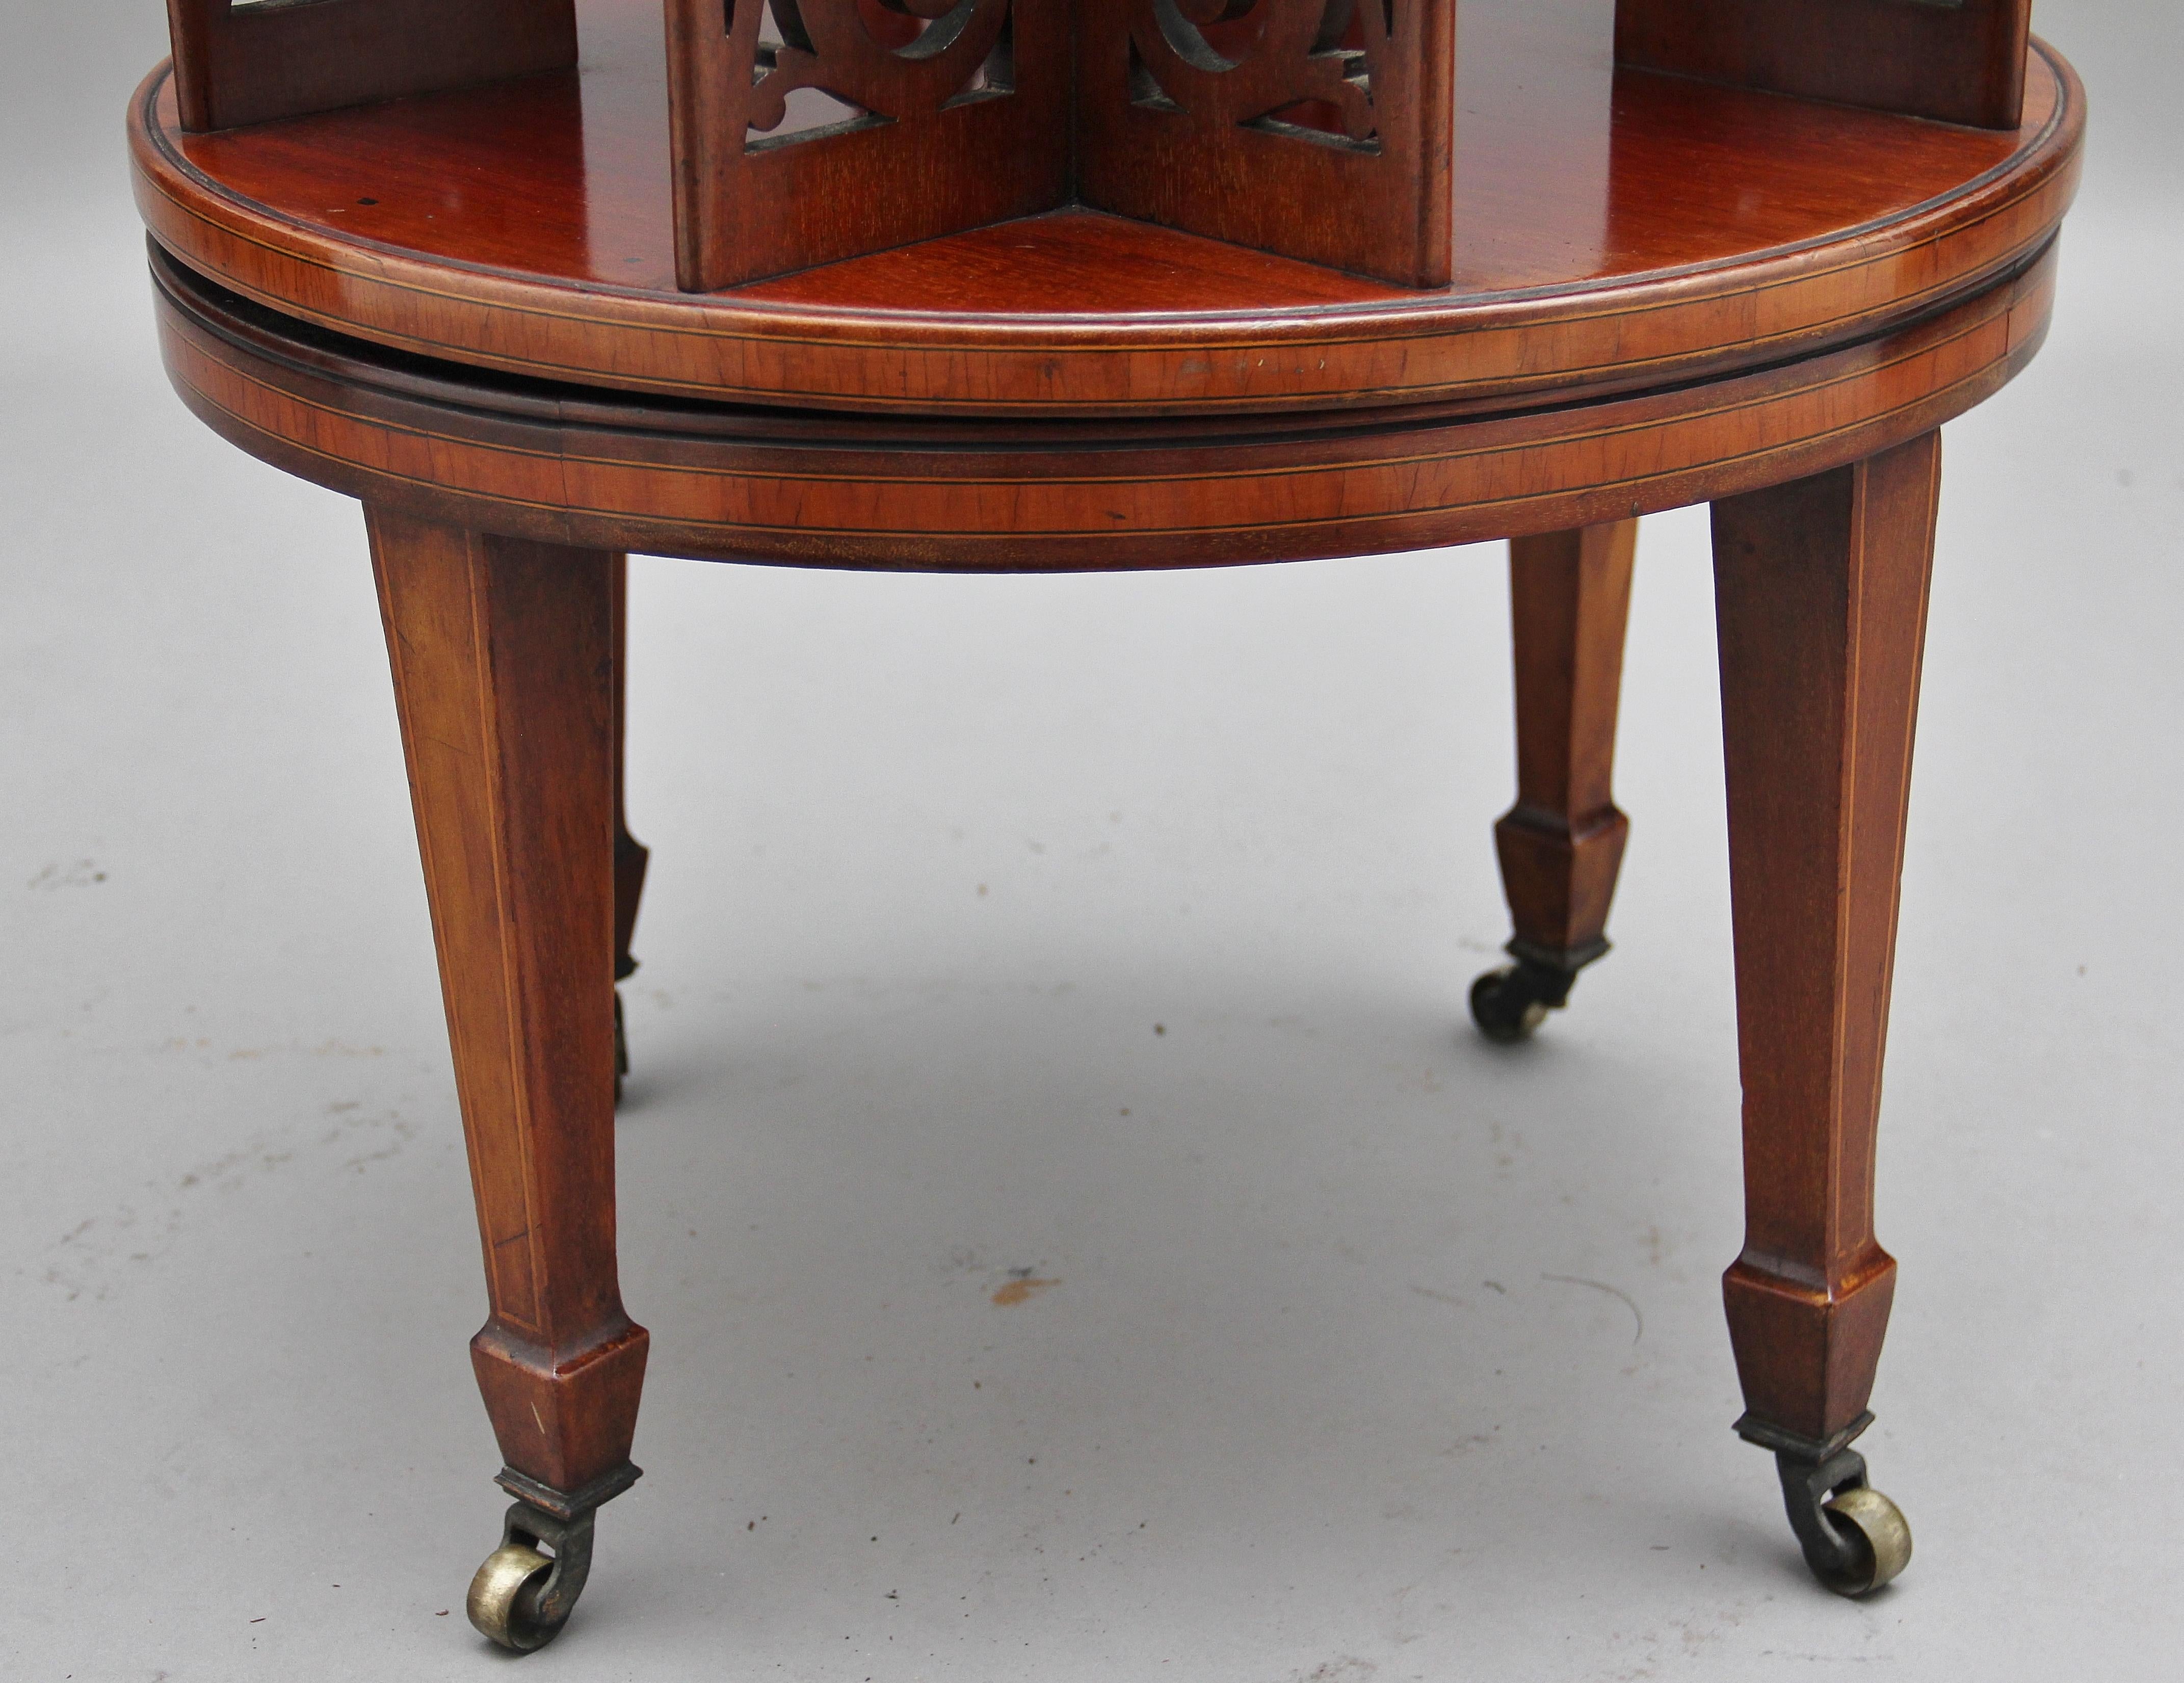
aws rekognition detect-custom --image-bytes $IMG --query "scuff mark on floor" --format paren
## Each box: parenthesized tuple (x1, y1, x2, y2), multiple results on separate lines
(1543, 1272, 1644, 1345)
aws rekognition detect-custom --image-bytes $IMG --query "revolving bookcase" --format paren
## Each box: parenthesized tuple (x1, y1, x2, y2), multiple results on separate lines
(137, 0, 2077, 1654)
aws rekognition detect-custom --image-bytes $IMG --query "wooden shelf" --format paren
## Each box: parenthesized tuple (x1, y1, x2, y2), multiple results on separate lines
(133, 0, 2078, 416)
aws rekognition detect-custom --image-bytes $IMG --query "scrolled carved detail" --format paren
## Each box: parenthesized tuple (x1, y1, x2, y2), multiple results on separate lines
(665, 0, 1446, 290)
(1127, 0, 1387, 148)
(665, 0, 1068, 290)
(731, 0, 1014, 144)
(1083, 0, 1451, 284)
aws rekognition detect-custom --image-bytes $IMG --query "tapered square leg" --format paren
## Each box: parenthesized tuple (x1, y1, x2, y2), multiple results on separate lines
(1472, 519, 1637, 1041)
(368, 509, 646, 1646)
(1710, 431, 1940, 1594)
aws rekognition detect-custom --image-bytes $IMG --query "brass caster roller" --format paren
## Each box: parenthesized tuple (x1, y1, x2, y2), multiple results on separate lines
(468, 1541, 558, 1651)
(467, 1501, 598, 1652)
(1468, 946, 1591, 1042)
(1469, 963, 1553, 1042)
(1467, 939, 1601, 1044)
(1814, 1484, 1913, 1597)
(1753, 1421, 1912, 1597)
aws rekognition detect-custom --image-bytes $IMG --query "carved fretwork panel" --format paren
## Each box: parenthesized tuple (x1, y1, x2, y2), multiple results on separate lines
(1077, 0, 1456, 286)
(165, 0, 578, 133)
(666, 0, 1072, 291)
(665, 0, 1456, 292)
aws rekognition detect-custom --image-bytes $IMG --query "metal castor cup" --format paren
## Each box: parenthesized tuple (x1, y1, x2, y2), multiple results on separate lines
(1467, 938, 1604, 1043)
(467, 1464, 640, 1652)
(1737, 1412, 1911, 1596)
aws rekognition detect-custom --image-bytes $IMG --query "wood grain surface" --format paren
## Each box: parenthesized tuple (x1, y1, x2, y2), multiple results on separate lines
(664, 0, 1072, 291)
(1077, 0, 1456, 286)
(151, 236, 2056, 571)
(165, 0, 578, 133)
(1495, 521, 1637, 968)
(1711, 433, 1942, 1442)
(1616, 0, 2030, 130)
(128, 0, 2081, 416)
(369, 511, 647, 1494)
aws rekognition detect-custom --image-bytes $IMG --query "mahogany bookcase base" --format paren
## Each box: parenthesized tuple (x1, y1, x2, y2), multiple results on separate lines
(169, 252, 1957, 1634)
(130, 11, 2082, 1651)
(363, 444, 1933, 1639)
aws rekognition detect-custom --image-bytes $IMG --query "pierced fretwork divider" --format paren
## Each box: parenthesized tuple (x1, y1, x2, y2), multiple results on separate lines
(1078, 0, 1455, 290)
(664, 0, 1074, 292)
(665, 0, 1455, 291)
(164, 0, 2038, 294)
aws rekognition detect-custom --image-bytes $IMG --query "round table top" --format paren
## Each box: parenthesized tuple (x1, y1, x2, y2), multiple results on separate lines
(131, 0, 2082, 422)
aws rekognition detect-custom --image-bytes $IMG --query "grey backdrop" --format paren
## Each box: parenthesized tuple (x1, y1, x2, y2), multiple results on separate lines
(3, 2, 2180, 1678)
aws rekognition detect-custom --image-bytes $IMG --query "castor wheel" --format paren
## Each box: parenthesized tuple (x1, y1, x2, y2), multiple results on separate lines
(468, 1540, 558, 1651)
(1812, 1484, 1913, 1596)
(1759, 1428, 1912, 1596)
(467, 1501, 598, 1652)
(1468, 940, 1600, 1043)
(1469, 964, 1553, 1042)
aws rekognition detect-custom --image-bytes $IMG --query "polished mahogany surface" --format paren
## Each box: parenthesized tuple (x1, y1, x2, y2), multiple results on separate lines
(130, 0, 2081, 416)
(153, 237, 2054, 571)
(165, 0, 577, 133)
(1615, 0, 2031, 130)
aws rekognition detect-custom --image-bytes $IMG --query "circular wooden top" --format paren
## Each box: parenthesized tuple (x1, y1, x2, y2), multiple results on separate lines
(130, 0, 2082, 420)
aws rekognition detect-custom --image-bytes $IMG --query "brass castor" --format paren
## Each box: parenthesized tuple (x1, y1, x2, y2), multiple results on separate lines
(1476, 947, 1598, 1039)
(1467, 939, 1602, 1043)
(1746, 1415, 1912, 1597)
(1468, 963, 1555, 1042)
(467, 1502, 598, 1652)
(1813, 1484, 1914, 1596)
(468, 1541, 556, 1651)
